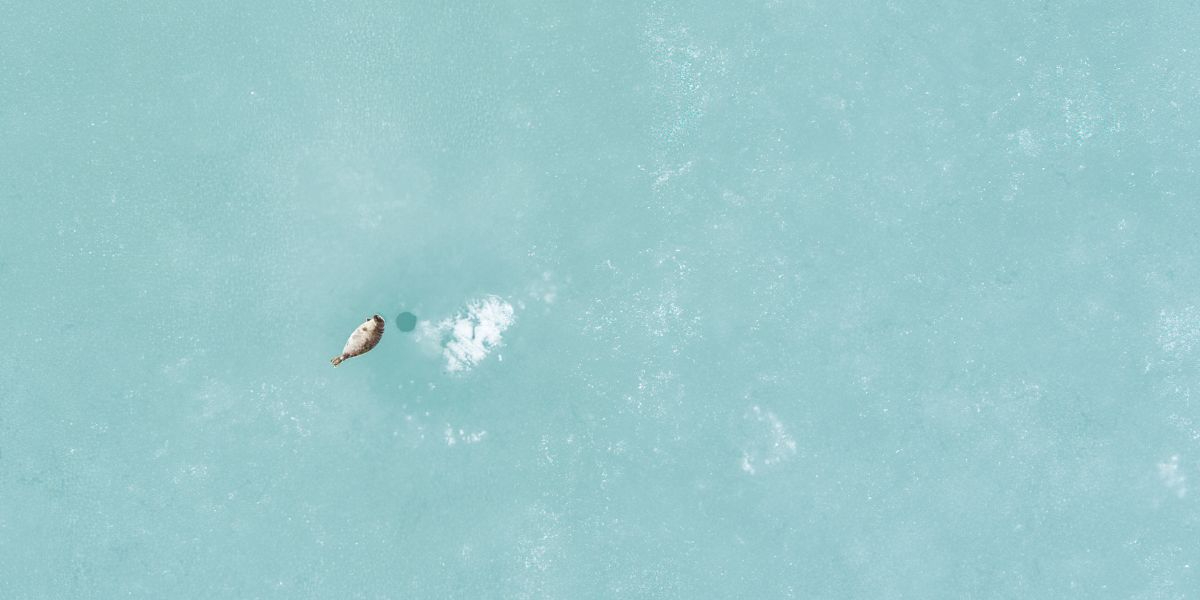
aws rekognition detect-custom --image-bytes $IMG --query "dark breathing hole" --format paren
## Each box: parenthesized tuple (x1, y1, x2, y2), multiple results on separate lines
(396, 312, 418, 332)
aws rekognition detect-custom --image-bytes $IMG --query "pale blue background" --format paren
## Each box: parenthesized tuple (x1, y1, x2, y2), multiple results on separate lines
(3, 1, 1200, 598)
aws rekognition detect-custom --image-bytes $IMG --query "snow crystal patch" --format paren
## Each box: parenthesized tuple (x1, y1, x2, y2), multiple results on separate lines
(427, 295, 515, 373)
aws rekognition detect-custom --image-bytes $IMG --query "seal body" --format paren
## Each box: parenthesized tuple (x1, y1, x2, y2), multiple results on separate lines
(331, 314, 385, 366)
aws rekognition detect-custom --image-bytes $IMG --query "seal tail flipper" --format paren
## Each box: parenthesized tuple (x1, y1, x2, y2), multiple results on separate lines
(331, 354, 346, 367)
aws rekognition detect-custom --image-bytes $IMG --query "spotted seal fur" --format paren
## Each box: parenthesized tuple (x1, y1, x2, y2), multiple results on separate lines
(331, 314, 384, 366)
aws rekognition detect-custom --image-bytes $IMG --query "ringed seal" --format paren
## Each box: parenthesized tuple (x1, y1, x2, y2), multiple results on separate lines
(331, 314, 385, 366)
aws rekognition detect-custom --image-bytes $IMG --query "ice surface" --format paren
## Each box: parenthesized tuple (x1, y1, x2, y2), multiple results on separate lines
(4, 1, 1200, 598)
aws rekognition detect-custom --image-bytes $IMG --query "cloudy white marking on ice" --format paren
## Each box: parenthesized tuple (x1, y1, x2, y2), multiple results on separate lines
(1158, 455, 1187, 498)
(527, 271, 558, 304)
(419, 295, 516, 373)
(741, 405, 797, 475)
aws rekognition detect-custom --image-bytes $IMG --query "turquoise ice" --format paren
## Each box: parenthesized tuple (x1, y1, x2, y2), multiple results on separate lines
(3, 1, 1200, 597)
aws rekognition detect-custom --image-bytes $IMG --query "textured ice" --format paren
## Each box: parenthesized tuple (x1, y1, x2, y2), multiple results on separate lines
(6, 1, 1200, 597)
(1158, 306, 1200, 359)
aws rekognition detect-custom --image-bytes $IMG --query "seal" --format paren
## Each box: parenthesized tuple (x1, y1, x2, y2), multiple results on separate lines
(331, 314, 385, 366)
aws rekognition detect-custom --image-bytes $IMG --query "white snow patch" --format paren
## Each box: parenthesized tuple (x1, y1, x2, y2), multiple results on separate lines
(426, 295, 515, 373)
